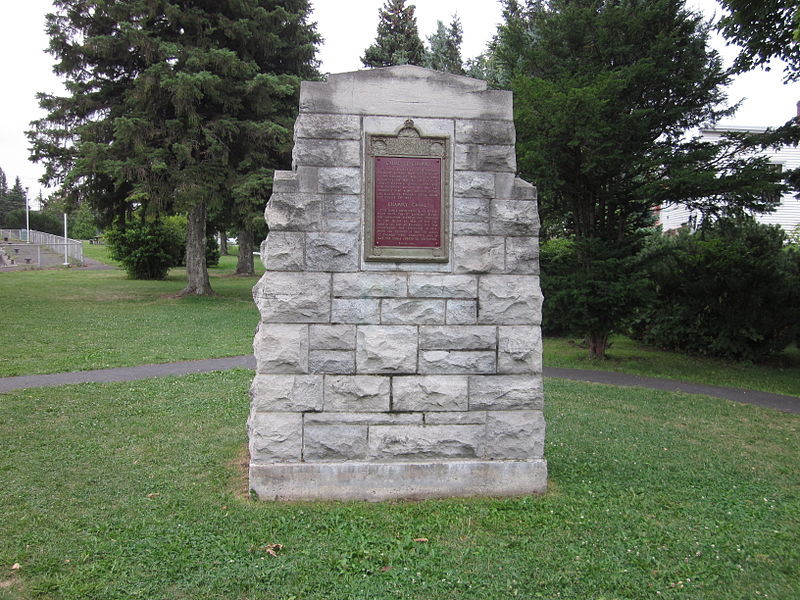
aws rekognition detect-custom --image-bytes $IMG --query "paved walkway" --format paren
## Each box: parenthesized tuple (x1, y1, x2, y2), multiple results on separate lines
(1, 355, 797, 415)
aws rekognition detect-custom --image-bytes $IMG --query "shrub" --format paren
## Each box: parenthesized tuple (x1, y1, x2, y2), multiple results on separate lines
(4, 209, 63, 236)
(539, 235, 653, 357)
(105, 219, 177, 280)
(631, 218, 800, 361)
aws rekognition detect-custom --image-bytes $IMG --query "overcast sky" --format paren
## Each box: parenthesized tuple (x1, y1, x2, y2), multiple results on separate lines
(1, 0, 798, 204)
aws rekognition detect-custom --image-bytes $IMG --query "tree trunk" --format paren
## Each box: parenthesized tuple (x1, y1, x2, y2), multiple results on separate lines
(588, 332, 609, 360)
(178, 201, 214, 296)
(235, 227, 254, 275)
(219, 232, 228, 256)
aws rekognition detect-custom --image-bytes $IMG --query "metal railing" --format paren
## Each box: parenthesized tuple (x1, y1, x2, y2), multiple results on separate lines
(0, 229, 84, 266)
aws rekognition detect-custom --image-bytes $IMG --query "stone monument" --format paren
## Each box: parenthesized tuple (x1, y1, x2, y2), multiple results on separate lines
(249, 65, 546, 501)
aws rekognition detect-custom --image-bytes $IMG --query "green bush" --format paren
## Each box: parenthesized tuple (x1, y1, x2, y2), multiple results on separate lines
(105, 219, 177, 280)
(205, 234, 220, 267)
(4, 209, 63, 236)
(539, 235, 652, 345)
(631, 218, 800, 361)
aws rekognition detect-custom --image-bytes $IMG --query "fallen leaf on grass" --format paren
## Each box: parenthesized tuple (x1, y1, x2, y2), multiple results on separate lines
(413, 538, 429, 543)
(146, 493, 160, 499)
(261, 543, 283, 557)
(10, 564, 20, 570)
(380, 565, 392, 572)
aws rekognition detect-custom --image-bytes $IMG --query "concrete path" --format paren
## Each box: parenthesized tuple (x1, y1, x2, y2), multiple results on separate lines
(1, 355, 797, 415)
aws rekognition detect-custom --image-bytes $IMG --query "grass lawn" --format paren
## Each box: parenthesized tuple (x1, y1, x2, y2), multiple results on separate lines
(544, 336, 800, 398)
(1, 372, 797, 599)
(0, 247, 264, 377)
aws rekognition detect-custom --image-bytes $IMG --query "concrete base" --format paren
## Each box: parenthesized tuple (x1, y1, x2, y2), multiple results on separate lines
(249, 460, 547, 501)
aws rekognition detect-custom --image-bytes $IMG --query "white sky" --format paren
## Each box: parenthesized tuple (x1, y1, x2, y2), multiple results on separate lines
(1, 0, 798, 205)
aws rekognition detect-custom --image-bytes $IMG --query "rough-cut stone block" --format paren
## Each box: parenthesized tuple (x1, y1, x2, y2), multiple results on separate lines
(248, 412, 303, 463)
(305, 412, 422, 426)
(324, 375, 391, 412)
(331, 299, 381, 324)
(485, 411, 545, 459)
(322, 218, 360, 234)
(322, 194, 360, 218)
(498, 326, 542, 374)
(478, 275, 542, 325)
(418, 350, 496, 374)
(300, 66, 512, 120)
(453, 236, 505, 273)
(381, 299, 445, 325)
(261, 232, 304, 271)
(454, 144, 478, 171)
(272, 170, 298, 193)
(310, 324, 356, 350)
(456, 119, 516, 145)
(254, 272, 331, 323)
(446, 300, 478, 325)
(512, 177, 537, 200)
(469, 375, 544, 411)
(306, 232, 359, 272)
(249, 460, 547, 501)
(333, 273, 407, 298)
(392, 376, 468, 411)
(454, 197, 490, 222)
(505, 237, 540, 274)
(250, 374, 323, 412)
(253, 324, 309, 374)
(477, 145, 516, 172)
(407, 274, 477, 298)
(425, 411, 488, 425)
(494, 173, 516, 199)
(295, 166, 320, 192)
(453, 221, 491, 235)
(491, 200, 540, 236)
(356, 326, 418, 374)
(310, 350, 355, 374)
(318, 167, 361, 194)
(294, 113, 361, 140)
(293, 138, 361, 168)
(368, 424, 484, 460)
(265, 192, 321, 231)
(303, 425, 368, 461)
(418, 326, 496, 350)
(454, 171, 495, 198)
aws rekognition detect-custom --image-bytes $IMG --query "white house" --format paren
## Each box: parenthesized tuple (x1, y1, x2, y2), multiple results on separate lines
(658, 125, 800, 235)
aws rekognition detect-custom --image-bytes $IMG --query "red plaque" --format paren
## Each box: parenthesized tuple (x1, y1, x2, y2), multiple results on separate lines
(373, 156, 441, 248)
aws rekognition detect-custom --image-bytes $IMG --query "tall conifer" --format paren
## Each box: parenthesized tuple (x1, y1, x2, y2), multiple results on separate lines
(362, 0, 427, 68)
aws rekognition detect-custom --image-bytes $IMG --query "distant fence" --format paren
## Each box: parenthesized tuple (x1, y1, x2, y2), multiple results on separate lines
(1, 229, 84, 266)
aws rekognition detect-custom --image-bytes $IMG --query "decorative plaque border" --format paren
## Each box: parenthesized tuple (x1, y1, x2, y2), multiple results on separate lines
(364, 119, 451, 263)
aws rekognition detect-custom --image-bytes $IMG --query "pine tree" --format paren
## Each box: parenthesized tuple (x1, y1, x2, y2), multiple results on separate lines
(425, 15, 465, 74)
(492, 0, 787, 358)
(30, 0, 320, 292)
(362, 0, 427, 67)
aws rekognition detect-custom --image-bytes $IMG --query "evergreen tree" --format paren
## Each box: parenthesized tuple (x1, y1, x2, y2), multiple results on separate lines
(30, 0, 320, 295)
(4, 177, 28, 217)
(492, 0, 787, 358)
(362, 0, 427, 67)
(425, 15, 465, 74)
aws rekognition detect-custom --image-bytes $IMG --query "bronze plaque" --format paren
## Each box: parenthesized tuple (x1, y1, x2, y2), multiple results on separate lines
(365, 120, 450, 263)
(374, 156, 441, 248)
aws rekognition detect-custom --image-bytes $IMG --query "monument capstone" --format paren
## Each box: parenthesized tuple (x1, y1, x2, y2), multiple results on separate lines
(249, 65, 546, 501)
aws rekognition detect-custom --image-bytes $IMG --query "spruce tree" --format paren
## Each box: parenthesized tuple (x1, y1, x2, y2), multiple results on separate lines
(492, 0, 787, 358)
(30, 0, 320, 293)
(425, 15, 465, 75)
(362, 0, 427, 67)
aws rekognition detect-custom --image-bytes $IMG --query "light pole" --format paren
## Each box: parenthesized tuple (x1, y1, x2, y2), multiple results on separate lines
(25, 189, 30, 243)
(63, 212, 69, 267)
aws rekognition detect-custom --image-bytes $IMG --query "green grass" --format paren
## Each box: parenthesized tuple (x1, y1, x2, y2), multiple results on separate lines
(545, 335, 800, 398)
(0, 252, 264, 377)
(1, 372, 797, 599)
